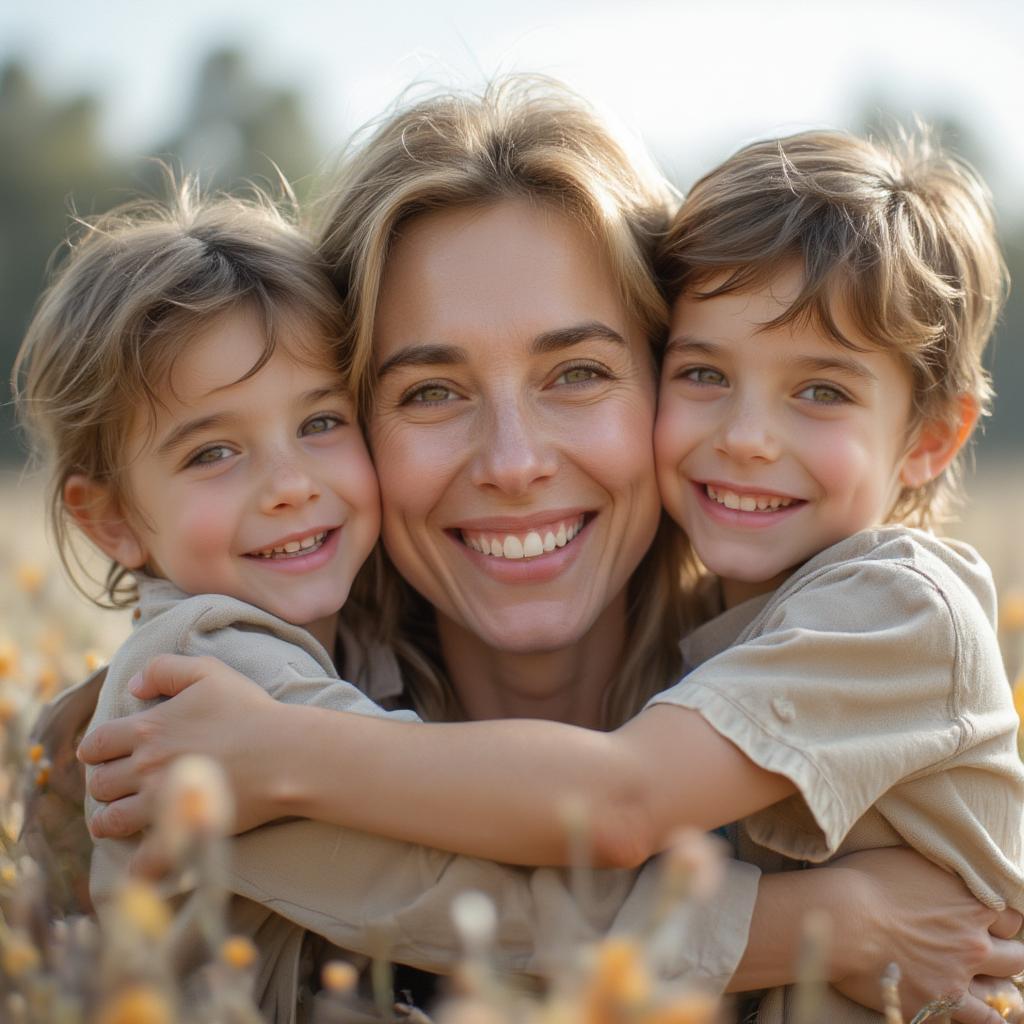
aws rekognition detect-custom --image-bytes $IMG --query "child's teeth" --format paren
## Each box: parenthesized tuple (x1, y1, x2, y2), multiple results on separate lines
(254, 531, 327, 558)
(706, 486, 794, 512)
(462, 517, 585, 560)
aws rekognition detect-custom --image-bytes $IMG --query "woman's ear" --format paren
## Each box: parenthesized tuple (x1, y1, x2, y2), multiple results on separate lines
(899, 395, 979, 490)
(63, 475, 148, 569)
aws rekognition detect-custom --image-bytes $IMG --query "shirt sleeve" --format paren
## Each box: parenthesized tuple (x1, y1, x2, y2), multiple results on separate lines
(226, 817, 759, 992)
(647, 559, 966, 861)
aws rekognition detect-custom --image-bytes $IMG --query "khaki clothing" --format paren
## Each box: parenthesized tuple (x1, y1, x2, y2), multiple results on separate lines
(80, 576, 759, 1022)
(647, 527, 1024, 1023)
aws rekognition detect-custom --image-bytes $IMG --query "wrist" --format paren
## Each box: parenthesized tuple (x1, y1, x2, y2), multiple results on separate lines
(258, 704, 319, 821)
(815, 864, 881, 981)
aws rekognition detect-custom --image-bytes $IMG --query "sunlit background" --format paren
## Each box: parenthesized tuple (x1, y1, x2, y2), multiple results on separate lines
(2, 0, 1022, 626)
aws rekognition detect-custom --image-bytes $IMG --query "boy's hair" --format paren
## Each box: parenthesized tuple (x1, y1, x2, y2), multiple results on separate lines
(315, 76, 688, 728)
(12, 181, 347, 607)
(657, 127, 1009, 526)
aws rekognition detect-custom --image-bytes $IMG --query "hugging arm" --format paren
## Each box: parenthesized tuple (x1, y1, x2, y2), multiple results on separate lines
(80, 656, 1024, 1022)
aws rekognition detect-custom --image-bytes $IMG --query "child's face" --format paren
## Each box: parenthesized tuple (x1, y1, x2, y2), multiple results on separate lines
(655, 266, 920, 607)
(117, 307, 380, 632)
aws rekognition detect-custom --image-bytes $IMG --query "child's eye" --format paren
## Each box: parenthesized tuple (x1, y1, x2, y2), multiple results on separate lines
(188, 445, 234, 467)
(796, 383, 849, 405)
(681, 366, 727, 387)
(403, 382, 459, 405)
(302, 414, 343, 436)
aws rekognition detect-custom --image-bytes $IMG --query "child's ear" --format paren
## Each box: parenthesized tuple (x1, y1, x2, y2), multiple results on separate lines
(63, 475, 148, 569)
(899, 395, 979, 489)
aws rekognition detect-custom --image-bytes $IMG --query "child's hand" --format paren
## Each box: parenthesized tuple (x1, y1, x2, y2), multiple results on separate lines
(78, 654, 281, 836)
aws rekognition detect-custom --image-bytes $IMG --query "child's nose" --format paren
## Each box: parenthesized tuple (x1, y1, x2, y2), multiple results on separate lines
(716, 403, 781, 463)
(262, 456, 321, 511)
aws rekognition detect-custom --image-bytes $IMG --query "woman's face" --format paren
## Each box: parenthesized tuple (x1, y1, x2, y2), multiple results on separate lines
(369, 200, 661, 654)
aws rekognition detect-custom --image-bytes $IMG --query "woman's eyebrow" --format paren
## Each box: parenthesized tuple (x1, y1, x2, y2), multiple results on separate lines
(532, 321, 626, 354)
(377, 343, 468, 379)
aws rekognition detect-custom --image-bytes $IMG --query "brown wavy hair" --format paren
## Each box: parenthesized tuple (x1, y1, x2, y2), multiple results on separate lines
(316, 77, 692, 727)
(658, 127, 1008, 527)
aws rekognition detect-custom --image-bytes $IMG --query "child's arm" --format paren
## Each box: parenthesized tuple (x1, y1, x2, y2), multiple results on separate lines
(262, 701, 794, 867)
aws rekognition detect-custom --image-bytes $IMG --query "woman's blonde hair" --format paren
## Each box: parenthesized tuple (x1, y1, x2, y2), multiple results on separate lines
(316, 77, 689, 727)
(13, 180, 348, 607)
(658, 127, 1009, 527)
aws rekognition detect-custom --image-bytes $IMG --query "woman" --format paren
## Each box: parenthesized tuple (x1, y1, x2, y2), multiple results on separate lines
(79, 79, 1023, 1021)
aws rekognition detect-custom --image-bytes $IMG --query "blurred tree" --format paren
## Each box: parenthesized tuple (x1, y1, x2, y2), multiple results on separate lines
(1, 48, 326, 462)
(147, 47, 322, 194)
(0, 59, 122, 461)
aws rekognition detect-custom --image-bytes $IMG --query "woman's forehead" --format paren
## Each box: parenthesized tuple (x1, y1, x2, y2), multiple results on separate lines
(373, 200, 641, 361)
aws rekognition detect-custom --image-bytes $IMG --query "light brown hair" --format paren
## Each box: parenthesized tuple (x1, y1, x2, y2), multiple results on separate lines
(13, 181, 348, 606)
(658, 127, 1008, 526)
(316, 77, 689, 727)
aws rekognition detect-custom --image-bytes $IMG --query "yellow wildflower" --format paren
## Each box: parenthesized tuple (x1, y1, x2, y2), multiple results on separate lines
(95, 985, 174, 1024)
(36, 664, 60, 699)
(0, 642, 18, 679)
(985, 987, 1023, 1019)
(15, 562, 45, 595)
(28, 743, 44, 764)
(1, 932, 40, 977)
(1013, 673, 1024, 725)
(34, 764, 51, 789)
(0, 693, 16, 724)
(84, 650, 105, 672)
(220, 935, 257, 970)
(584, 937, 651, 1024)
(1001, 589, 1024, 632)
(322, 959, 359, 994)
(115, 881, 172, 940)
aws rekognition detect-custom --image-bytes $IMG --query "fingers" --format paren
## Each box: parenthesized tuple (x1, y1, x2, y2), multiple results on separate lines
(979, 938, 1024, 980)
(77, 718, 139, 765)
(990, 908, 1024, 940)
(950, 994, 1015, 1024)
(130, 836, 174, 881)
(89, 793, 150, 839)
(88, 756, 142, 803)
(133, 654, 224, 700)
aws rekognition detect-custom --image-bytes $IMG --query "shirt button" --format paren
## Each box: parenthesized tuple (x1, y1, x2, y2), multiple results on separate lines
(772, 697, 795, 722)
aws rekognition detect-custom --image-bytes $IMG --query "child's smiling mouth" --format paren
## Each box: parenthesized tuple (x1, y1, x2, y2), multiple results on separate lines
(248, 530, 331, 560)
(704, 484, 800, 513)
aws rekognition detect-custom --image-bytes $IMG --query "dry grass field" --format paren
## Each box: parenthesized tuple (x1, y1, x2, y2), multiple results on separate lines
(0, 459, 1022, 1023)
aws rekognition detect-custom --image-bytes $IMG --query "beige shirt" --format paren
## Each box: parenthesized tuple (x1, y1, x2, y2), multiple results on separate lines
(647, 527, 1024, 1023)
(81, 576, 759, 1022)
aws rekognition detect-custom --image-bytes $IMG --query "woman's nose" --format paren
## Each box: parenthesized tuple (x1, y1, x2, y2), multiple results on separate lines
(470, 399, 558, 496)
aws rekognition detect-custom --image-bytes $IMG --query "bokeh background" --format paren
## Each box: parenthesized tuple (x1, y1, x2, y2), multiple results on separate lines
(2, 0, 1022, 645)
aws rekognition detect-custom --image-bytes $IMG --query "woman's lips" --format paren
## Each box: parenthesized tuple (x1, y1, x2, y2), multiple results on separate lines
(459, 514, 586, 560)
(449, 514, 593, 583)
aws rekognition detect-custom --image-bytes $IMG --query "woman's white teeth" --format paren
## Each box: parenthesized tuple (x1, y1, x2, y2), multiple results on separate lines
(253, 531, 328, 558)
(706, 485, 794, 512)
(463, 518, 584, 559)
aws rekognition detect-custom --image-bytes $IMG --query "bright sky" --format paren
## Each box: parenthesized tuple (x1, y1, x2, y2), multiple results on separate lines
(3, 0, 1023, 217)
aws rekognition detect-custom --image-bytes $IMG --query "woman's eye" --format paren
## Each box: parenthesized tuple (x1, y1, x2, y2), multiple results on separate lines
(188, 445, 233, 467)
(405, 383, 458, 405)
(797, 383, 848, 405)
(681, 366, 727, 387)
(554, 364, 603, 386)
(302, 414, 343, 436)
